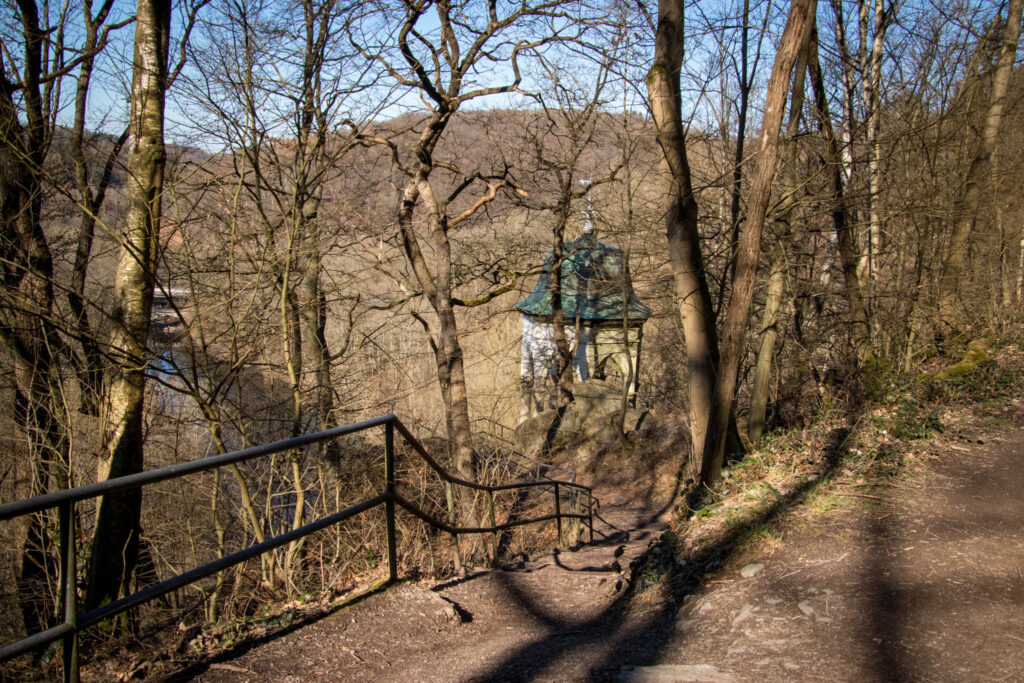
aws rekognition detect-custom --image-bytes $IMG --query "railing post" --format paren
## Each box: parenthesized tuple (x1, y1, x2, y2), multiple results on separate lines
(554, 482, 563, 549)
(486, 490, 498, 565)
(444, 482, 462, 574)
(58, 500, 78, 683)
(384, 421, 397, 584)
(588, 494, 594, 544)
(570, 489, 581, 547)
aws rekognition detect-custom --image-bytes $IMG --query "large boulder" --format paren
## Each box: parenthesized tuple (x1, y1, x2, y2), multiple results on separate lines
(515, 379, 635, 457)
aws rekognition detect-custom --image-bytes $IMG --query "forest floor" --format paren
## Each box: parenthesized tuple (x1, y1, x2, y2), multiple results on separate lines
(140, 397, 1024, 683)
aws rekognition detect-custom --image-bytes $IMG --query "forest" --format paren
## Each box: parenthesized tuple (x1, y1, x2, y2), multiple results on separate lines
(1, 0, 1022, 674)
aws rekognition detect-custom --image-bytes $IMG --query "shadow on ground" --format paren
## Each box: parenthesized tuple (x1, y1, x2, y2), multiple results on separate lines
(164, 583, 390, 682)
(161, 406, 951, 682)
(470, 420, 892, 682)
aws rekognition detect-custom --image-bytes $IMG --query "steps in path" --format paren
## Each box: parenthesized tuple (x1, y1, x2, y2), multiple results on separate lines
(162, 425, 1024, 682)
(174, 504, 670, 682)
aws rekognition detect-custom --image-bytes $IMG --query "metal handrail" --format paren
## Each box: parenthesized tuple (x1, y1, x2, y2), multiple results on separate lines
(471, 416, 517, 444)
(0, 414, 596, 682)
(0, 414, 395, 521)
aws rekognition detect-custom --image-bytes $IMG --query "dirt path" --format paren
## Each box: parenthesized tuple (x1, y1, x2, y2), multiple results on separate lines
(164, 505, 669, 682)
(165, 427, 1024, 682)
(644, 425, 1024, 683)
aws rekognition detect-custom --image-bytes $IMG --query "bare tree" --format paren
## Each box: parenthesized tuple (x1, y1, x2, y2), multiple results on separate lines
(937, 0, 1023, 335)
(748, 0, 817, 443)
(181, 0, 375, 590)
(862, 0, 893, 307)
(509, 49, 623, 409)
(85, 0, 172, 612)
(646, 0, 721, 476)
(0, 6, 67, 635)
(0, 0, 129, 633)
(349, 0, 583, 499)
(808, 21, 871, 362)
(696, 0, 774, 313)
(701, 0, 813, 486)
(66, 1, 133, 416)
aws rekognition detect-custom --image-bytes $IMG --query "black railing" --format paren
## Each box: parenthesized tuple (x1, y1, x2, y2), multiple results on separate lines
(0, 414, 596, 682)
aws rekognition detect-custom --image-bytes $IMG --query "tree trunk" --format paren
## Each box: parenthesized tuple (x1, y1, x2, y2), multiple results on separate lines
(647, 0, 720, 476)
(550, 192, 576, 408)
(995, 153, 1015, 309)
(86, 0, 170, 613)
(749, 1, 815, 443)
(618, 125, 637, 435)
(724, 0, 753, 308)
(0, 78, 65, 642)
(702, 0, 812, 487)
(1018, 213, 1024, 304)
(283, 0, 340, 578)
(863, 0, 889, 327)
(748, 244, 785, 443)
(281, 259, 306, 583)
(397, 126, 477, 492)
(937, 0, 1023, 333)
(1, 2, 86, 638)
(68, 0, 122, 416)
(809, 24, 872, 362)
(828, 0, 860, 223)
(435, 303, 476, 487)
(305, 242, 345, 493)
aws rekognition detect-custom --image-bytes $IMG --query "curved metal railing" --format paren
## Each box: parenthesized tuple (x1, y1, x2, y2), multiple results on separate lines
(0, 414, 596, 682)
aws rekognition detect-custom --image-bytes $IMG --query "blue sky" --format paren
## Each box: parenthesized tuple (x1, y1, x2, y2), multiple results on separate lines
(11, 0, 1013, 151)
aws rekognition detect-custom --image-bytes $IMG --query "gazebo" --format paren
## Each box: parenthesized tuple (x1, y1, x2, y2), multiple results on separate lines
(516, 225, 651, 421)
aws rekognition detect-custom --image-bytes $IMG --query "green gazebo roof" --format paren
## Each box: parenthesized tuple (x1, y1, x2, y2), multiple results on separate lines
(515, 233, 651, 322)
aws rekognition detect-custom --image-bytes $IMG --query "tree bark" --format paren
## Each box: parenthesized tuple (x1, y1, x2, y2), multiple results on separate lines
(996, 155, 1012, 308)
(748, 0, 815, 444)
(809, 24, 872, 362)
(724, 0, 753, 307)
(86, 0, 170, 612)
(702, 0, 812, 487)
(550, 192, 576, 408)
(863, 0, 889, 324)
(1, 1, 75, 636)
(748, 243, 785, 443)
(647, 0, 720, 475)
(398, 154, 477, 489)
(937, 0, 1023, 333)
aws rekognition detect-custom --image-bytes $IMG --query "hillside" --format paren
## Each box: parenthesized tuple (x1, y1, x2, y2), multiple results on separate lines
(77, 345, 1024, 682)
